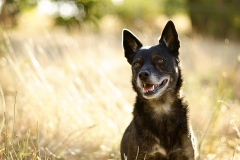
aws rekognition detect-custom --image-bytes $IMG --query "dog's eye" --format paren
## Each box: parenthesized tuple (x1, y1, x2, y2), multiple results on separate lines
(156, 58, 164, 64)
(133, 62, 141, 68)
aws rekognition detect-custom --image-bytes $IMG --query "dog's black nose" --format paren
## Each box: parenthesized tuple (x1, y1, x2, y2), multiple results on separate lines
(139, 71, 150, 80)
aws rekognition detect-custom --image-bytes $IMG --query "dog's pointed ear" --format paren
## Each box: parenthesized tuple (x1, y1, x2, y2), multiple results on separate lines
(159, 20, 180, 56)
(123, 29, 142, 64)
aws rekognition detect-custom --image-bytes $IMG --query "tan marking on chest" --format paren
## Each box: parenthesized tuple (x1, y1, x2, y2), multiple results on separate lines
(153, 103, 171, 115)
(149, 144, 167, 157)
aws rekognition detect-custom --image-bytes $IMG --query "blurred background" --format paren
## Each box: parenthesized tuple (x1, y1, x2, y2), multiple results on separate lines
(0, 0, 240, 159)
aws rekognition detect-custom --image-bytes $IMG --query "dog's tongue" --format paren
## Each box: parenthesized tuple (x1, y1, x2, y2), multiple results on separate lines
(143, 84, 155, 93)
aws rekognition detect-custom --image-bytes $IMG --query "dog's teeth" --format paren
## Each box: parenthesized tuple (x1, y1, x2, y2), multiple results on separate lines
(142, 84, 157, 93)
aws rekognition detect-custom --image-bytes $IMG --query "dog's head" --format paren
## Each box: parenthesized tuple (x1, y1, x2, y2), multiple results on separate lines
(123, 20, 181, 100)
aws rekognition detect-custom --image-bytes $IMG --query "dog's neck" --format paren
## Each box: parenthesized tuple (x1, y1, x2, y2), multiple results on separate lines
(149, 97, 174, 115)
(138, 93, 177, 116)
(153, 103, 172, 115)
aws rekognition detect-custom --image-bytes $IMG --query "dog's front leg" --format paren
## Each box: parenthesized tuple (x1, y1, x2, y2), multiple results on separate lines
(168, 149, 190, 160)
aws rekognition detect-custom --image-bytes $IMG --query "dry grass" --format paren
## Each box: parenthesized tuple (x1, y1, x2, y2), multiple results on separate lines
(0, 27, 240, 159)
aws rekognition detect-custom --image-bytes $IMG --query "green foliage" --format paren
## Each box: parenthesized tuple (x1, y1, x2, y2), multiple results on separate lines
(0, 0, 37, 27)
(53, 0, 164, 29)
(163, 0, 188, 15)
(186, 0, 240, 39)
(1, 0, 240, 40)
(112, 0, 164, 22)
(54, 0, 109, 28)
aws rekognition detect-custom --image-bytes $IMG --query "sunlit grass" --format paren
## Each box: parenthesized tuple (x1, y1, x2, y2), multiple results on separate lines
(0, 27, 240, 159)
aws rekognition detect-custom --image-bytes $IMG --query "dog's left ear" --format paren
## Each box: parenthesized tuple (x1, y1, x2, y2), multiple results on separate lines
(159, 20, 180, 57)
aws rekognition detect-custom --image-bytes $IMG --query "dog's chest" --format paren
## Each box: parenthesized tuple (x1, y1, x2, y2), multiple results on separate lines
(150, 103, 172, 120)
(153, 103, 171, 114)
(149, 143, 167, 157)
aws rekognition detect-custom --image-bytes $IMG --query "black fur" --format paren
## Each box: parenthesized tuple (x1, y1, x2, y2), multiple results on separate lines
(120, 21, 196, 160)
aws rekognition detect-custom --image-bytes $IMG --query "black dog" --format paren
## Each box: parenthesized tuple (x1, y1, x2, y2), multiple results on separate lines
(120, 21, 197, 160)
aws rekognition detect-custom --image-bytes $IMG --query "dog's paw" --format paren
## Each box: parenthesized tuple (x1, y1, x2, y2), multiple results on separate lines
(168, 149, 189, 160)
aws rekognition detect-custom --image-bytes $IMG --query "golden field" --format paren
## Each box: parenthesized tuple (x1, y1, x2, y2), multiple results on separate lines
(0, 20, 240, 159)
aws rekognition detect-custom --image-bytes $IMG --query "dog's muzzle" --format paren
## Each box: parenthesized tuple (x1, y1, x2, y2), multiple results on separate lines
(142, 79, 168, 93)
(137, 72, 170, 99)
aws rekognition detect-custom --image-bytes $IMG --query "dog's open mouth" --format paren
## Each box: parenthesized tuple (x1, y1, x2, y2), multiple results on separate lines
(142, 79, 168, 93)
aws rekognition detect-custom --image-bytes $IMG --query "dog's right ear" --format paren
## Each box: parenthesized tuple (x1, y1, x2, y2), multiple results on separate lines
(123, 29, 142, 64)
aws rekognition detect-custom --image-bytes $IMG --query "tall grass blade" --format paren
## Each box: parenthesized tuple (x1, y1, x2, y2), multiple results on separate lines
(37, 121, 40, 159)
(198, 97, 224, 157)
(12, 91, 17, 139)
(3, 112, 9, 158)
(0, 85, 5, 134)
